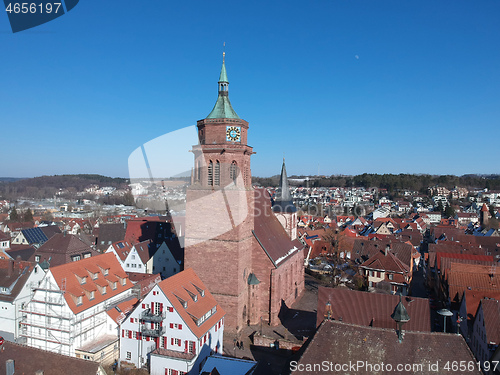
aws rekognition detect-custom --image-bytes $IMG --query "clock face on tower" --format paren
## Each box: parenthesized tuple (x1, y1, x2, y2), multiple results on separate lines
(226, 126, 241, 142)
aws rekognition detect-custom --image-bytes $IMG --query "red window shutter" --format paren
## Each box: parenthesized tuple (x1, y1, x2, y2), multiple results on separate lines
(151, 302, 154, 311)
(128, 330, 132, 339)
(137, 332, 141, 340)
(146, 336, 150, 341)
(142, 303, 145, 309)
(130, 318, 133, 323)
(178, 324, 182, 330)
(170, 323, 173, 329)
(122, 329, 124, 337)
(159, 303, 163, 313)
(184, 341, 188, 352)
(193, 341, 196, 352)
(178, 339, 181, 347)
(151, 322, 154, 329)
(171, 338, 174, 346)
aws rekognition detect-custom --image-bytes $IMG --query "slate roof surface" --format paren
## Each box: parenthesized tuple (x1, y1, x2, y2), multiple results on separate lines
(157, 268, 225, 339)
(316, 287, 431, 331)
(30, 233, 99, 267)
(49, 252, 132, 314)
(0, 340, 102, 375)
(6, 245, 36, 261)
(253, 188, 303, 267)
(96, 223, 126, 251)
(481, 298, 500, 345)
(297, 320, 481, 375)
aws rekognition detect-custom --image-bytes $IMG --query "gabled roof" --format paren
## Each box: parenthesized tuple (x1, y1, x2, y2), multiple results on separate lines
(31, 233, 99, 267)
(296, 320, 481, 375)
(479, 298, 500, 345)
(0, 231, 10, 241)
(448, 263, 500, 303)
(109, 240, 133, 261)
(361, 249, 410, 275)
(0, 259, 37, 302)
(107, 297, 139, 325)
(96, 223, 126, 251)
(134, 239, 151, 264)
(317, 287, 431, 331)
(49, 252, 132, 314)
(462, 290, 500, 322)
(157, 268, 225, 338)
(0, 340, 103, 375)
(253, 188, 303, 267)
(6, 245, 36, 261)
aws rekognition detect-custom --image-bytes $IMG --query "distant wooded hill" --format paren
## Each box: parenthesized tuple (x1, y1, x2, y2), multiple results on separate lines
(252, 173, 500, 193)
(0, 174, 129, 200)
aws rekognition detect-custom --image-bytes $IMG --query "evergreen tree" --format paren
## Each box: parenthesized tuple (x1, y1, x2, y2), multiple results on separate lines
(444, 204, 455, 218)
(23, 208, 34, 222)
(9, 207, 19, 222)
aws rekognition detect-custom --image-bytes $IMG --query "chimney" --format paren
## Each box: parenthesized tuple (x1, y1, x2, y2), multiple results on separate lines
(6, 359, 14, 375)
(385, 244, 390, 256)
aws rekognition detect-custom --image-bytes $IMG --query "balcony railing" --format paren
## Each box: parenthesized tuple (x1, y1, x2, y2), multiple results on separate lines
(141, 309, 166, 322)
(141, 325, 166, 337)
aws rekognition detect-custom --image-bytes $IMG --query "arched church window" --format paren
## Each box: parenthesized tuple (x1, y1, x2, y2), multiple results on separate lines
(214, 161, 220, 186)
(230, 161, 237, 184)
(208, 161, 213, 186)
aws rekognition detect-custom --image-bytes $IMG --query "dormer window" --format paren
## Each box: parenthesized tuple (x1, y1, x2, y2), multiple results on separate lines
(103, 269, 109, 276)
(90, 291, 95, 300)
(112, 282, 117, 290)
(183, 301, 188, 309)
(102, 286, 107, 295)
(77, 296, 83, 306)
(92, 272, 98, 280)
(35, 255, 40, 262)
(81, 276, 87, 285)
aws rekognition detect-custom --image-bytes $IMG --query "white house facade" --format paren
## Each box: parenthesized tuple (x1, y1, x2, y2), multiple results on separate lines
(0, 259, 44, 342)
(21, 252, 133, 357)
(120, 268, 225, 375)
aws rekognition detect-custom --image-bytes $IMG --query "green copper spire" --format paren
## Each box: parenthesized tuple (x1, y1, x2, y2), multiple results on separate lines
(207, 51, 240, 119)
(219, 52, 228, 83)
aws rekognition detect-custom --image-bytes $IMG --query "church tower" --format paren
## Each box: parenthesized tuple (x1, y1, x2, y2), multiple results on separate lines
(184, 53, 255, 332)
(272, 159, 298, 240)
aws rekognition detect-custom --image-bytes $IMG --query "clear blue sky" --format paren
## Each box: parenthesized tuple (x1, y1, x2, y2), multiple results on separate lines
(1, 0, 499, 178)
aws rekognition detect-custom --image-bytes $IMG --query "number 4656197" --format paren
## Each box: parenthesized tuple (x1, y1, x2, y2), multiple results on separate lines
(5, 3, 62, 14)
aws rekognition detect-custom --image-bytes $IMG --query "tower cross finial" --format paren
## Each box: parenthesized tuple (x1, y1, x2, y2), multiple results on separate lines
(223, 42, 226, 64)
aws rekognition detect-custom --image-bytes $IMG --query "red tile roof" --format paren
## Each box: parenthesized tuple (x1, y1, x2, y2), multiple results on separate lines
(317, 287, 431, 331)
(157, 268, 225, 338)
(462, 290, 500, 322)
(107, 297, 139, 325)
(296, 320, 481, 375)
(0, 340, 103, 375)
(49, 252, 132, 314)
(448, 263, 500, 303)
